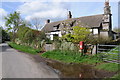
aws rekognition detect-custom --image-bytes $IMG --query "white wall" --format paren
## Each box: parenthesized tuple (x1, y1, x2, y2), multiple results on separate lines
(50, 35, 53, 40)
(93, 29, 98, 34)
(49, 31, 62, 40)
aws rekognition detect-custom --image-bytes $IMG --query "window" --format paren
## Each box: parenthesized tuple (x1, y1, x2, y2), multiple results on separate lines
(93, 29, 98, 34)
(89, 29, 93, 32)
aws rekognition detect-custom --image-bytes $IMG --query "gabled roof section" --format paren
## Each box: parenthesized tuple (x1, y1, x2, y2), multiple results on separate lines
(42, 14, 104, 32)
(75, 14, 104, 28)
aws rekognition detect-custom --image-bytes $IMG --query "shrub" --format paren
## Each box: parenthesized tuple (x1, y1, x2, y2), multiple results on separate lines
(16, 26, 47, 49)
(87, 35, 112, 45)
(60, 41, 79, 52)
(15, 38, 21, 45)
(24, 29, 35, 44)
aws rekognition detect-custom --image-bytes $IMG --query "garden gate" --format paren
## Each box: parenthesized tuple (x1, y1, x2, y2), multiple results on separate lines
(97, 44, 119, 64)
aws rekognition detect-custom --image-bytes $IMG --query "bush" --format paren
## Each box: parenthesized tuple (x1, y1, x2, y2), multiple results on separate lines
(59, 41, 79, 52)
(15, 26, 47, 49)
(24, 29, 35, 44)
(87, 35, 112, 45)
(15, 38, 21, 45)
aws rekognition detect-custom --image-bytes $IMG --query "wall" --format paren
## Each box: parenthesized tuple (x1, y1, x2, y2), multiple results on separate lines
(44, 44, 55, 51)
(100, 31, 109, 38)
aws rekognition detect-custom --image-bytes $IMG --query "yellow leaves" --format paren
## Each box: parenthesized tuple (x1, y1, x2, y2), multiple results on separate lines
(62, 26, 91, 43)
(71, 26, 90, 43)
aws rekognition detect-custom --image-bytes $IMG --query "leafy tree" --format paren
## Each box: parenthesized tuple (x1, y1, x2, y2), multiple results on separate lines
(16, 26, 30, 42)
(0, 27, 10, 42)
(4, 11, 25, 41)
(0, 27, 2, 43)
(113, 27, 120, 33)
(62, 26, 91, 43)
(72, 26, 90, 43)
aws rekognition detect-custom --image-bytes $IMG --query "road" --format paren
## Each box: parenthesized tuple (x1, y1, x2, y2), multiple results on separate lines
(1, 43, 59, 78)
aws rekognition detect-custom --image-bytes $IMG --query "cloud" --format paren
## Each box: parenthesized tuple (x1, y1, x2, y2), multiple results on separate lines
(0, 8, 7, 19)
(1, 0, 120, 2)
(17, 1, 69, 22)
(0, 8, 7, 27)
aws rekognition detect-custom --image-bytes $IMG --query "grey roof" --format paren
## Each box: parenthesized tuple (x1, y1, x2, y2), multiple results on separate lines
(42, 14, 104, 32)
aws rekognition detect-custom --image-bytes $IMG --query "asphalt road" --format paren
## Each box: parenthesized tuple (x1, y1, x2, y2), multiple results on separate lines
(1, 43, 59, 78)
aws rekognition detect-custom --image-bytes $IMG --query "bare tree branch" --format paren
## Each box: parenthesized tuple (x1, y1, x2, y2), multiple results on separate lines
(31, 17, 41, 30)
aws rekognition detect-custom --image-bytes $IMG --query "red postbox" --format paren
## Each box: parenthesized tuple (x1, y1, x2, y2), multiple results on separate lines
(79, 41, 84, 50)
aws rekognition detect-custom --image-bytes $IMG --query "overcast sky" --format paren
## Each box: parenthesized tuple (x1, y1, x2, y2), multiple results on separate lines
(0, 0, 119, 30)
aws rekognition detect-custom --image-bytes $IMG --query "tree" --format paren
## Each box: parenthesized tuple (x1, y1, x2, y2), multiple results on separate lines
(30, 17, 42, 30)
(16, 26, 31, 42)
(62, 26, 91, 43)
(4, 11, 25, 41)
(0, 27, 10, 42)
(113, 27, 120, 33)
(72, 26, 91, 43)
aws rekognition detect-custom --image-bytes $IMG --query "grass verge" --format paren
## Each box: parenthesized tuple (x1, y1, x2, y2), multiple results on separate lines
(8, 42, 40, 54)
(112, 73, 120, 79)
(95, 63, 118, 72)
(41, 49, 119, 73)
(41, 50, 102, 64)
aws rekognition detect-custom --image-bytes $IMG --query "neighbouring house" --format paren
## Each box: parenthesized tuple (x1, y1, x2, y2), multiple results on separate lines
(41, 0, 118, 40)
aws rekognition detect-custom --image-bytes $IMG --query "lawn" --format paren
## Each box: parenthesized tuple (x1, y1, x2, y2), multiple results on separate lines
(8, 42, 40, 54)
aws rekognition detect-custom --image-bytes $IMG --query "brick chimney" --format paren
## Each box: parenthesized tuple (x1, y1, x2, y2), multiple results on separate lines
(45, 19, 50, 24)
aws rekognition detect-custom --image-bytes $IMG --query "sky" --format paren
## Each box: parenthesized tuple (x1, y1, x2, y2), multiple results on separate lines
(0, 0, 119, 30)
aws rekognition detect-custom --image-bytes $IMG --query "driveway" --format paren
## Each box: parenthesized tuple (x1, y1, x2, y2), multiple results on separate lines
(1, 43, 59, 78)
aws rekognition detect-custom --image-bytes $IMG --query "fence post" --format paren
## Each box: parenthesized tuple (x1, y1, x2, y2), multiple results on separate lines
(96, 44, 99, 54)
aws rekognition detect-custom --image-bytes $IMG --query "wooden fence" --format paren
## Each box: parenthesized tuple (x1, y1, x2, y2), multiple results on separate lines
(97, 44, 118, 53)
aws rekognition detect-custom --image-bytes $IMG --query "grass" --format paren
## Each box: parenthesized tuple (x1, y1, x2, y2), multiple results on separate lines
(95, 63, 118, 72)
(95, 46, 119, 72)
(9, 42, 119, 73)
(112, 73, 120, 79)
(41, 50, 102, 64)
(8, 42, 40, 54)
(41, 49, 119, 72)
(99, 46, 119, 61)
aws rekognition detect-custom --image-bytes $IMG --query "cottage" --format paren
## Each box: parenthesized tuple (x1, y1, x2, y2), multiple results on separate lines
(41, 0, 117, 40)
